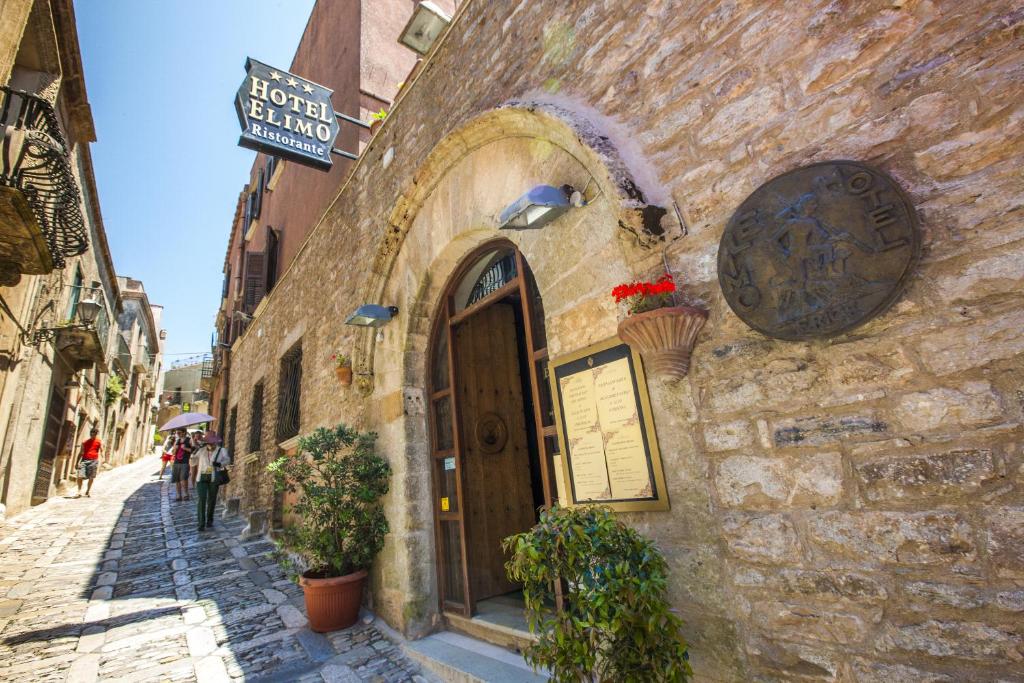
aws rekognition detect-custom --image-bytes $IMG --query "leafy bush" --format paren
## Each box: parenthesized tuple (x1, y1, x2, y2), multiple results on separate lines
(268, 424, 391, 578)
(105, 375, 124, 404)
(504, 505, 691, 682)
(153, 433, 164, 445)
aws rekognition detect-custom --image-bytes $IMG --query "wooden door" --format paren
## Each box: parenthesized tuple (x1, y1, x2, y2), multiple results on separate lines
(454, 303, 536, 601)
(33, 387, 66, 503)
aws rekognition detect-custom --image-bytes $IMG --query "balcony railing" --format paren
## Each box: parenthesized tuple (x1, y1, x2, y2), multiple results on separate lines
(115, 335, 132, 374)
(0, 87, 88, 273)
(133, 343, 151, 372)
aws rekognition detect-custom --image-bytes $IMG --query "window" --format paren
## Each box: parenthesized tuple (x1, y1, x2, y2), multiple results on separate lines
(228, 405, 238, 458)
(451, 249, 517, 313)
(67, 267, 83, 320)
(243, 251, 266, 312)
(265, 227, 280, 293)
(249, 381, 264, 453)
(222, 265, 231, 299)
(276, 342, 302, 441)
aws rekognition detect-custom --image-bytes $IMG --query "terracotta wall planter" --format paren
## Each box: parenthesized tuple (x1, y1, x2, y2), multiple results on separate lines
(299, 569, 367, 632)
(617, 306, 708, 378)
(335, 366, 353, 386)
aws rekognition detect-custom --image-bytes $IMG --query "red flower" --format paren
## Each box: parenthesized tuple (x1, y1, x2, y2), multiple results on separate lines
(610, 273, 677, 311)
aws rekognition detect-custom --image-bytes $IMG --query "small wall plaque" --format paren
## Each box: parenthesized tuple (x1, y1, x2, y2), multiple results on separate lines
(718, 161, 920, 340)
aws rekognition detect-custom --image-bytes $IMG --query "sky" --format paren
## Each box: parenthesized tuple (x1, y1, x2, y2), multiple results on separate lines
(77, 0, 316, 363)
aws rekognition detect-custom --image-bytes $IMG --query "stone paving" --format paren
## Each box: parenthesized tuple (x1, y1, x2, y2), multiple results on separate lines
(0, 455, 436, 682)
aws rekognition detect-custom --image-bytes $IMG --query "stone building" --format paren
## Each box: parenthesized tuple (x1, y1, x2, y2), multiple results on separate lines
(220, 1, 1024, 680)
(106, 277, 163, 466)
(0, 0, 128, 516)
(209, 0, 456, 449)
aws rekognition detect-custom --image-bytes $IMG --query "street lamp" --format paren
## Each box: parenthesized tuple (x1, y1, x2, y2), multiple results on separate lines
(345, 305, 398, 328)
(398, 1, 451, 55)
(76, 295, 101, 325)
(499, 185, 583, 230)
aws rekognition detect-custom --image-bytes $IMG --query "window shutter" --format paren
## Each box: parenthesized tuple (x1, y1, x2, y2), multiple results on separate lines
(243, 251, 266, 311)
(244, 193, 253, 234)
(253, 169, 264, 219)
(265, 227, 280, 293)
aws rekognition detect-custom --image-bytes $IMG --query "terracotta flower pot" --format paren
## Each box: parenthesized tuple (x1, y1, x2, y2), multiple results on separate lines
(370, 119, 384, 136)
(299, 569, 367, 633)
(335, 366, 353, 386)
(617, 305, 708, 378)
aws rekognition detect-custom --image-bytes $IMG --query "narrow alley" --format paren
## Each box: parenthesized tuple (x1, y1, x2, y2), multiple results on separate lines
(0, 455, 433, 683)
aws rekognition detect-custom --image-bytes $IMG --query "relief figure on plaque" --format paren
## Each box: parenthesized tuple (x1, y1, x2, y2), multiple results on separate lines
(769, 188, 890, 328)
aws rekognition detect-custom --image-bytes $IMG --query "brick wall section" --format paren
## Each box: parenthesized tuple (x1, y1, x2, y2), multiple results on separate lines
(226, 1, 1024, 680)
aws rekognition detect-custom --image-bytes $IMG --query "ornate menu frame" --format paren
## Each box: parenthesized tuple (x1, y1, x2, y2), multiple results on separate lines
(548, 337, 669, 512)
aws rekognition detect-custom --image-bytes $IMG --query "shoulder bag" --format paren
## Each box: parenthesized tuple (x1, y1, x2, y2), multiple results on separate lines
(213, 447, 231, 486)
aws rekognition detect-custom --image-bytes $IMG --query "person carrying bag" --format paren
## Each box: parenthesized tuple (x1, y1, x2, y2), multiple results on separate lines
(195, 431, 231, 531)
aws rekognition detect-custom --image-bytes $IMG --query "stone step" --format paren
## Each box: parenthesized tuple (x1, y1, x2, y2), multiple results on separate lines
(444, 610, 538, 654)
(403, 631, 548, 683)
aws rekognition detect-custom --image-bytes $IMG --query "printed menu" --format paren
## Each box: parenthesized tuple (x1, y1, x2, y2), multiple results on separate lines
(558, 356, 653, 501)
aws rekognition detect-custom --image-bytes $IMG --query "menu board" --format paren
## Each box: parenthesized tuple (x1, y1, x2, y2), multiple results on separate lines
(550, 339, 669, 512)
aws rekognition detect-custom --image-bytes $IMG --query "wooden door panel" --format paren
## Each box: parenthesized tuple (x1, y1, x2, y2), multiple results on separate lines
(455, 303, 536, 601)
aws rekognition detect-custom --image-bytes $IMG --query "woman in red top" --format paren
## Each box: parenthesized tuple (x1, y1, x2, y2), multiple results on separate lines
(75, 427, 103, 498)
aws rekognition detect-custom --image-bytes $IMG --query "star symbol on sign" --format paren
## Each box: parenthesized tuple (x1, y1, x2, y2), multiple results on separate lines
(301, 83, 314, 94)
(268, 70, 282, 81)
(286, 77, 299, 88)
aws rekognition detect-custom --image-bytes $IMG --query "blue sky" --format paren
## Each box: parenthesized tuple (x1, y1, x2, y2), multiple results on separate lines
(77, 0, 316, 362)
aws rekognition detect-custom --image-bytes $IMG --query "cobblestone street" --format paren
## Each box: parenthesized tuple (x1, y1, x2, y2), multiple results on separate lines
(0, 455, 435, 682)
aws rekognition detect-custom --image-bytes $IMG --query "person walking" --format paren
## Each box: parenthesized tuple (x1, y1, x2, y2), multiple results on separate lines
(188, 429, 204, 491)
(74, 427, 103, 498)
(194, 431, 230, 531)
(171, 428, 193, 501)
(158, 432, 176, 480)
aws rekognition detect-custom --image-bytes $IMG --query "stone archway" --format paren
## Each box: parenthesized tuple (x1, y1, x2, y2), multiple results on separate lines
(365, 102, 680, 635)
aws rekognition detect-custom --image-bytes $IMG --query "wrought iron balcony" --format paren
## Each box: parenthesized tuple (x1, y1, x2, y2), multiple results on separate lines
(114, 334, 132, 375)
(0, 86, 88, 285)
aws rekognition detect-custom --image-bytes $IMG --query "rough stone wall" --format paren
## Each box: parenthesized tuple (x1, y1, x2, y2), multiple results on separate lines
(226, 1, 1024, 680)
(0, 0, 33, 85)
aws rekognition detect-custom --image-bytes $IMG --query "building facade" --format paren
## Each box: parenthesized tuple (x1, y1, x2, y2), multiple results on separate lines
(0, 0, 132, 516)
(221, 1, 1023, 680)
(107, 277, 163, 467)
(210, 0, 456, 450)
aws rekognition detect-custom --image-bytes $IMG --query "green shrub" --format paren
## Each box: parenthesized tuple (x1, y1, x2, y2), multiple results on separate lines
(268, 424, 391, 577)
(504, 505, 691, 682)
(105, 375, 124, 404)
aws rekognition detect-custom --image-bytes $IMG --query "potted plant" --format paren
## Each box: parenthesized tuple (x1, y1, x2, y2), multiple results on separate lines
(268, 424, 391, 632)
(331, 352, 353, 386)
(369, 108, 387, 135)
(504, 505, 692, 681)
(612, 272, 707, 378)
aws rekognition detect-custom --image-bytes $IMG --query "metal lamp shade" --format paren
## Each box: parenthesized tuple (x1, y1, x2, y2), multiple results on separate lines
(499, 185, 571, 230)
(399, 1, 451, 55)
(345, 304, 397, 328)
(76, 298, 101, 325)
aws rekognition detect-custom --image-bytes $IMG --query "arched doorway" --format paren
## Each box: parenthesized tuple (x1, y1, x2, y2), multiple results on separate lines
(427, 241, 558, 619)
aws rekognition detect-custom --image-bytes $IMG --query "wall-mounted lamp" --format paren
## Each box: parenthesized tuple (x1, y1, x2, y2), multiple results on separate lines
(26, 293, 102, 346)
(76, 296, 101, 325)
(499, 184, 584, 230)
(233, 311, 253, 323)
(345, 305, 398, 328)
(398, 1, 451, 55)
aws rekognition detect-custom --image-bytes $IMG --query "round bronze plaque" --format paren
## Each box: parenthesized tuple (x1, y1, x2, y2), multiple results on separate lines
(475, 412, 508, 454)
(718, 161, 920, 340)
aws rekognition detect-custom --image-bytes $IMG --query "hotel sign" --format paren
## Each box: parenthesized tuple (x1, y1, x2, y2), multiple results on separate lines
(235, 57, 340, 171)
